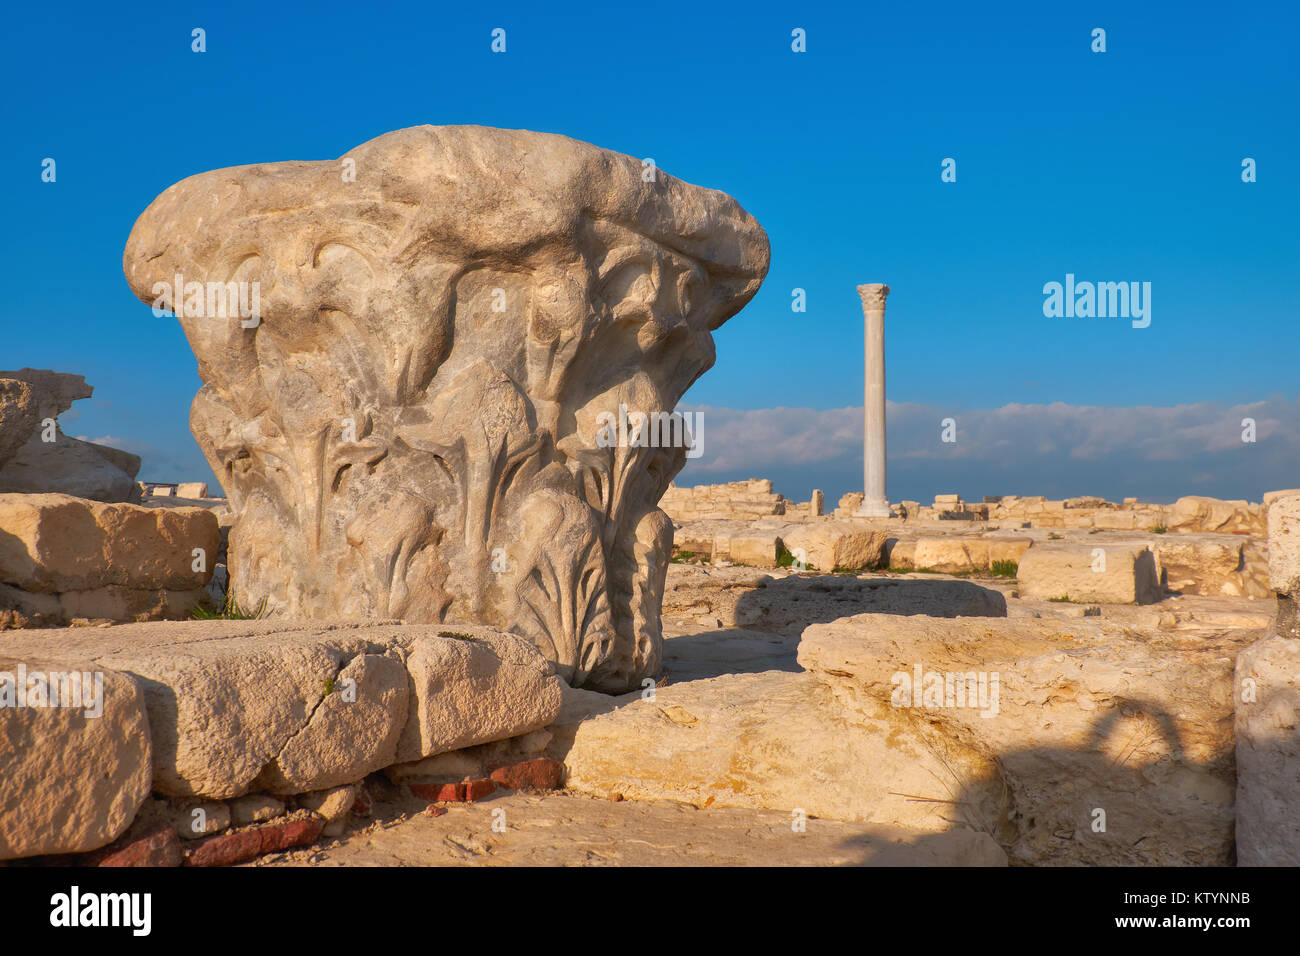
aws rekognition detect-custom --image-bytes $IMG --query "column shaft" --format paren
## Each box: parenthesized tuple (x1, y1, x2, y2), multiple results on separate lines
(856, 283, 890, 517)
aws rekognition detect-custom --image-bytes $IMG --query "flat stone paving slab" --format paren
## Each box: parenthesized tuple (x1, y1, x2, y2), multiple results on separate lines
(251, 791, 1005, 867)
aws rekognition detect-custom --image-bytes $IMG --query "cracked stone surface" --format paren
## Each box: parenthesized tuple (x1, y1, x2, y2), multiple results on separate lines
(0, 620, 561, 801)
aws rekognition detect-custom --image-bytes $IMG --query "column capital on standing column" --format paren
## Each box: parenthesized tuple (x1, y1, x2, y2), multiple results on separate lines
(857, 283, 890, 311)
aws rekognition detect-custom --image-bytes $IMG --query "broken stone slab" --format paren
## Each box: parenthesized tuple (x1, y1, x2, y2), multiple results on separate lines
(797, 612, 1247, 865)
(0, 379, 38, 469)
(0, 370, 141, 502)
(779, 522, 888, 571)
(0, 620, 561, 800)
(0, 368, 92, 420)
(123, 124, 770, 694)
(1016, 542, 1161, 604)
(251, 650, 409, 794)
(0, 493, 220, 593)
(394, 623, 564, 763)
(1166, 495, 1263, 535)
(553, 669, 1011, 847)
(1151, 536, 1246, 597)
(0, 658, 153, 860)
(1234, 630, 1300, 865)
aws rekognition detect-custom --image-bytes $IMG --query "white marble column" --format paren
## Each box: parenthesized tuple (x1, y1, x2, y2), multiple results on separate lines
(854, 283, 891, 517)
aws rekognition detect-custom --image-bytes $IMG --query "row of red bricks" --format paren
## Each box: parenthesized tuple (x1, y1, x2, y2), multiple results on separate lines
(413, 757, 565, 813)
(85, 757, 565, 867)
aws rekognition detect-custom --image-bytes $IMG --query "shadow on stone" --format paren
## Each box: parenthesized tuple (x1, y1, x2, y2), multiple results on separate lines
(731, 574, 1008, 638)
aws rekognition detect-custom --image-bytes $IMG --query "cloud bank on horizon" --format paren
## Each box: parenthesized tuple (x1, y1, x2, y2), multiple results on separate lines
(676, 399, 1300, 506)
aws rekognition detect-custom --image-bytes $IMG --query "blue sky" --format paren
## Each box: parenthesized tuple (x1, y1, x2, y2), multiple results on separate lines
(2, 0, 1296, 504)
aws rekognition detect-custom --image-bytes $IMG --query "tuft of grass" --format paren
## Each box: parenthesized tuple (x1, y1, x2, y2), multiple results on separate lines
(670, 550, 709, 564)
(191, 595, 267, 620)
(1047, 532, 1064, 540)
(438, 630, 479, 641)
(990, 559, 1018, 578)
(1151, 525, 1167, 534)
(1048, 594, 1074, 603)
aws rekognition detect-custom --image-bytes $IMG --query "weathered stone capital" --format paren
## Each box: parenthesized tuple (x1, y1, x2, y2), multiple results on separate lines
(121, 124, 770, 694)
(857, 283, 890, 312)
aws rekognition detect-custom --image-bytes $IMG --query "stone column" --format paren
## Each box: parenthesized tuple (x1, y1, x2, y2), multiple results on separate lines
(1234, 491, 1300, 865)
(854, 283, 891, 517)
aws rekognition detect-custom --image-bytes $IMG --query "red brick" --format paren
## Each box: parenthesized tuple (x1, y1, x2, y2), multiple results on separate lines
(186, 830, 262, 868)
(258, 816, 323, 854)
(184, 816, 323, 867)
(410, 782, 464, 802)
(89, 823, 182, 867)
(490, 758, 564, 792)
(463, 778, 496, 801)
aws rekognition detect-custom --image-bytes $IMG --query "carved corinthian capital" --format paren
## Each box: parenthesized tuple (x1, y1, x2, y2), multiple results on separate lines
(122, 125, 770, 692)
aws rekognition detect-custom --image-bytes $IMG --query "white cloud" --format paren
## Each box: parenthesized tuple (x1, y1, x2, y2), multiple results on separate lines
(676, 398, 1300, 503)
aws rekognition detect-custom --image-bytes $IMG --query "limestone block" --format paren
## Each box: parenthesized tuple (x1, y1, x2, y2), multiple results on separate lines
(557, 669, 1011, 845)
(0, 435, 142, 502)
(253, 651, 409, 794)
(0, 659, 152, 860)
(1092, 511, 1137, 531)
(394, 626, 563, 762)
(1266, 493, 1300, 594)
(176, 482, 209, 499)
(1234, 631, 1300, 865)
(1167, 496, 1263, 535)
(780, 523, 888, 571)
(1153, 537, 1245, 596)
(838, 492, 865, 513)
(0, 493, 219, 593)
(0, 583, 212, 628)
(799, 613, 1245, 865)
(1017, 543, 1161, 604)
(0, 620, 562, 802)
(712, 532, 781, 567)
(887, 539, 917, 569)
(912, 537, 989, 572)
(988, 538, 1032, 566)
(123, 125, 769, 693)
